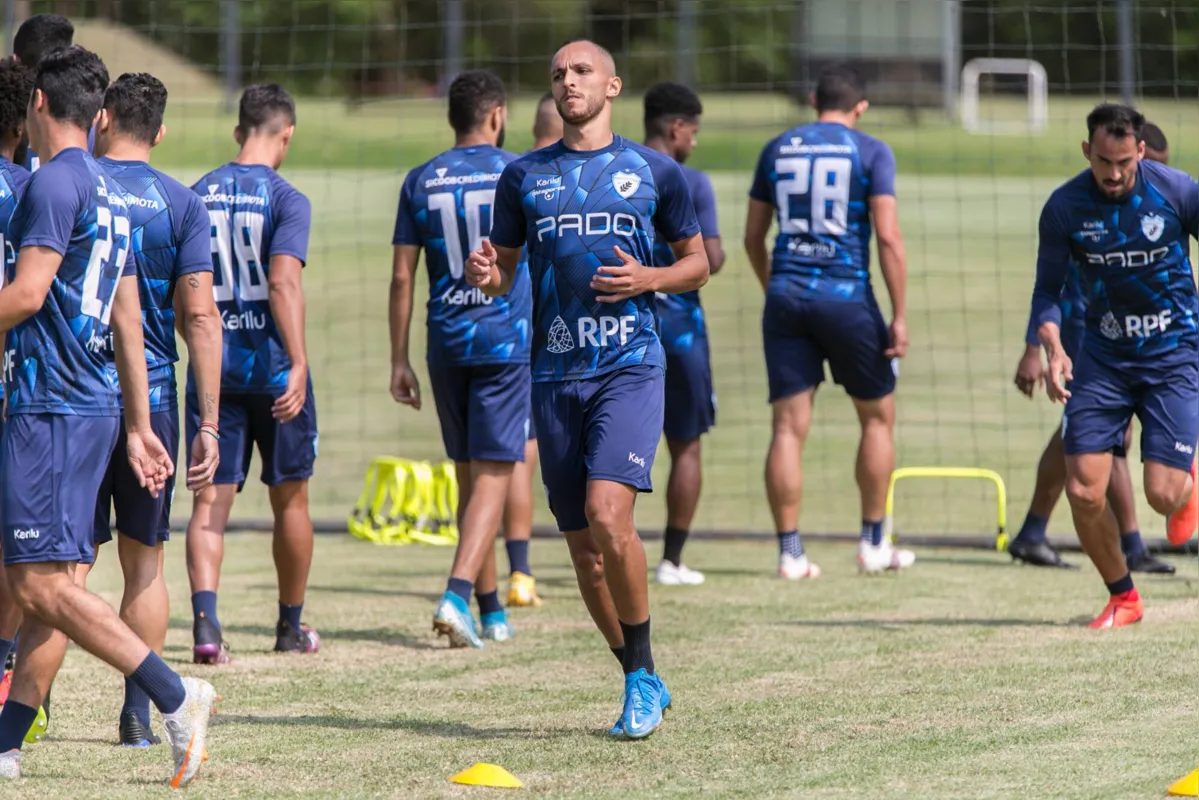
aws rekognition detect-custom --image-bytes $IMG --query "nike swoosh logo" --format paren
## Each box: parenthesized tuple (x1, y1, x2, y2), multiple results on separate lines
(628, 706, 638, 729)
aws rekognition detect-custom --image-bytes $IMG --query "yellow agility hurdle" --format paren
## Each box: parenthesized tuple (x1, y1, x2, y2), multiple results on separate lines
(882, 466, 1009, 551)
(348, 457, 460, 546)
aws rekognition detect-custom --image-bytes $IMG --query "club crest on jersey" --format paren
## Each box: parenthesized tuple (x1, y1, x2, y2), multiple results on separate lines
(1140, 213, 1165, 242)
(612, 171, 641, 199)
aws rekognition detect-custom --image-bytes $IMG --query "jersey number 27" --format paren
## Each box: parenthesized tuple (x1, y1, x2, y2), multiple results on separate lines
(81, 205, 131, 325)
(775, 157, 852, 236)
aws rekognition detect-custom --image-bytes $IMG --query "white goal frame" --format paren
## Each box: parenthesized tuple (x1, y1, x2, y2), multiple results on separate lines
(960, 58, 1049, 135)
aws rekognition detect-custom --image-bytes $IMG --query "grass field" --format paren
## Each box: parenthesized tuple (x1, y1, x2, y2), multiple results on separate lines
(22, 533, 1197, 798)
(154, 91, 1199, 539)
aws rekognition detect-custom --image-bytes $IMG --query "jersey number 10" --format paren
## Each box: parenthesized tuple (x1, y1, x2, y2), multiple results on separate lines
(429, 189, 493, 280)
(209, 209, 267, 302)
(775, 157, 852, 236)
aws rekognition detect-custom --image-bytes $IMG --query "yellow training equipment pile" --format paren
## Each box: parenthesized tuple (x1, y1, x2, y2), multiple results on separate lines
(348, 457, 459, 546)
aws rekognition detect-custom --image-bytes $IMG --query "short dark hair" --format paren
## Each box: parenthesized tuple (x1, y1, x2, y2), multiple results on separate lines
(0, 61, 34, 141)
(104, 73, 168, 146)
(447, 70, 505, 136)
(1141, 121, 1168, 152)
(814, 64, 867, 113)
(13, 14, 74, 67)
(237, 84, 296, 135)
(33, 45, 108, 131)
(1086, 103, 1144, 142)
(643, 82, 703, 139)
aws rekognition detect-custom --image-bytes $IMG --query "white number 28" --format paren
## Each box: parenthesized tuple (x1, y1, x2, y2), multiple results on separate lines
(775, 156, 852, 236)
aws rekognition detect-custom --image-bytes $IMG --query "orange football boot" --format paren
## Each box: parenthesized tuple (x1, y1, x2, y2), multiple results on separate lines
(1167, 460, 1198, 546)
(1088, 590, 1144, 629)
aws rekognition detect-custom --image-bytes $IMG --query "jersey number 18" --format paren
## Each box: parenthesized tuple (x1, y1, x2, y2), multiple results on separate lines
(209, 209, 267, 302)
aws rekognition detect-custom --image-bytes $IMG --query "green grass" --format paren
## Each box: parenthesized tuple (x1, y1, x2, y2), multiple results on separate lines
(25, 534, 1199, 798)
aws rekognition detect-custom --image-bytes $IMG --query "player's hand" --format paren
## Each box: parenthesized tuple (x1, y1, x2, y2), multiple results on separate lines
(1045, 349, 1073, 403)
(884, 316, 909, 358)
(273, 362, 308, 423)
(187, 428, 220, 492)
(591, 247, 653, 303)
(126, 429, 175, 499)
(465, 240, 497, 289)
(390, 361, 421, 409)
(1013, 346, 1046, 398)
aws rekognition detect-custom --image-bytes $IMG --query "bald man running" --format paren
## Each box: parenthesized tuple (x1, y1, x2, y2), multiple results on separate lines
(466, 40, 709, 740)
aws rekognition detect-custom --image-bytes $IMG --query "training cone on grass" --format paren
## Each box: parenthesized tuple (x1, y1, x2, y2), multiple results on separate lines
(450, 763, 523, 789)
(1168, 769, 1199, 797)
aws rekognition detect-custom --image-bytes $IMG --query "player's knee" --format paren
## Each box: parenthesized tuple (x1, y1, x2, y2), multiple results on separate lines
(1145, 480, 1186, 516)
(569, 546, 604, 586)
(269, 480, 310, 515)
(585, 498, 633, 542)
(118, 543, 162, 593)
(1064, 476, 1105, 514)
(6, 568, 65, 618)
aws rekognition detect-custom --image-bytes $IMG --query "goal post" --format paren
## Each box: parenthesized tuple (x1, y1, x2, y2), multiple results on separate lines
(960, 57, 1049, 135)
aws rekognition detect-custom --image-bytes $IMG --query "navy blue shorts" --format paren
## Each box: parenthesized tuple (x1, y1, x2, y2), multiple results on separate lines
(663, 338, 715, 442)
(186, 384, 318, 490)
(1062, 348, 1199, 471)
(2, 414, 119, 566)
(428, 361, 531, 463)
(762, 293, 897, 402)
(534, 364, 664, 532)
(95, 410, 178, 548)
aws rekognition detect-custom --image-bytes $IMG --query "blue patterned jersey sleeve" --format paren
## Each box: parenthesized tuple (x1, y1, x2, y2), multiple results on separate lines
(173, 185, 216, 276)
(1030, 194, 1071, 335)
(392, 168, 422, 246)
(649, 155, 700, 244)
(691, 170, 720, 240)
(748, 139, 775, 204)
(18, 162, 82, 253)
(269, 182, 311, 265)
(861, 137, 897, 197)
(489, 161, 527, 250)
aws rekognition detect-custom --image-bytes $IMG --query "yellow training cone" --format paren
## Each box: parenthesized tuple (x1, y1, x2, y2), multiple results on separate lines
(449, 763, 524, 789)
(1167, 769, 1199, 797)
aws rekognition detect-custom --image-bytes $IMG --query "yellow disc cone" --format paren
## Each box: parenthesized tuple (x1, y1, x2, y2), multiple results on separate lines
(1167, 769, 1199, 797)
(449, 763, 524, 789)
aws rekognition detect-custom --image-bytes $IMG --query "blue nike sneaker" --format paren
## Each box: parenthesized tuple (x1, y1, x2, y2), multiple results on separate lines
(432, 592, 484, 649)
(619, 669, 671, 740)
(608, 677, 672, 738)
(480, 610, 513, 642)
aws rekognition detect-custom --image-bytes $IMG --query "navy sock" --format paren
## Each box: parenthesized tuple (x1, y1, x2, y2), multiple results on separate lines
(1105, 573, 1135, 596)
(619, 618, 654, 675)
(610, 646, 625, 665)
(475, 590, 503, 616)
(0, 701, 37, 752)
(279, 602, 303, 630)
(860, 520, 884, 547)
(0, 638, 15, 672)
(662, 526, 689, 567)
(447, 577, 473, 604)
(1016, 513, 1049, 545)
(191, 590, 219, 628)
(129, 652, 186, 715)
(1120, 530, 1146, 558)
(505, 540, 531, 576)
(122, 677, 152, 729)
(777, 530, 804, 558)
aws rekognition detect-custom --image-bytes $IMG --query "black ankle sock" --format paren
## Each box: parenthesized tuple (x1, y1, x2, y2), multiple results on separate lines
(619, 618, 654, 675)
(662, 527, 689, 567)
(1105, 573, 1135, 596)
(610, 646, 625, 666)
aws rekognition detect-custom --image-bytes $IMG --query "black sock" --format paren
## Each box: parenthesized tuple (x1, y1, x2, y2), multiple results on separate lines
(1105, 573, 1135, 596)
(475, 590, 503, 616)
(610, 646, 625, 666)
(662, 527, 689, 567)
(619, 618, 654, 675)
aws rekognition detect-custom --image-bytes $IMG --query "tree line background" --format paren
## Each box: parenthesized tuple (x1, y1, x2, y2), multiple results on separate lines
(17, 0, 1199, 100)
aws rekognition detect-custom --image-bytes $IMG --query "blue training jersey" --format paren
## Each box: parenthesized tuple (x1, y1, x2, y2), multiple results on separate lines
(99, 158, 214, 412)
(653, 164, 719, 354)
(393, 145, 532, 366)
(748, 121, 896, 303)
(1024, 263, 1086, 351)
(191, 163, 312, 394)
(4, 148, 136, 416)
(0, 156, 31, 402)
(1030, 159, 1199, 366)
(489, 135, 700, 383)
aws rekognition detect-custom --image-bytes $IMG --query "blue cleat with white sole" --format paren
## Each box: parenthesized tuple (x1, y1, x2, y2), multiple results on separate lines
(480, 611, 513, 642)
(433, 592, 484, 649)
(619, 669, 671, 740)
